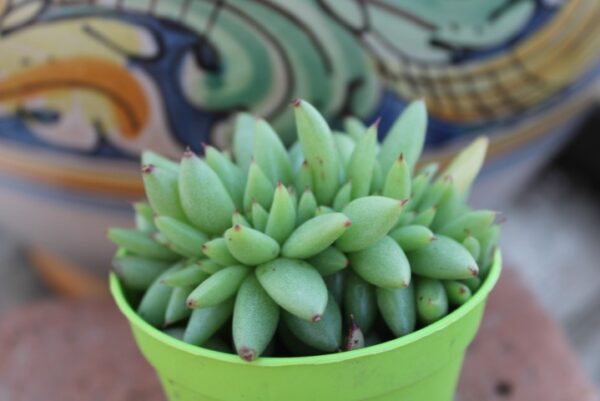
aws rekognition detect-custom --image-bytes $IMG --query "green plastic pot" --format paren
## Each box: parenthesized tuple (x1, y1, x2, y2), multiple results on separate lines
(110, 252, 501, 401)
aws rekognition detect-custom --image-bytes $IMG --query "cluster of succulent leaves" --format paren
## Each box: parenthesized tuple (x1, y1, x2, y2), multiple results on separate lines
(109, 99, 500, 362)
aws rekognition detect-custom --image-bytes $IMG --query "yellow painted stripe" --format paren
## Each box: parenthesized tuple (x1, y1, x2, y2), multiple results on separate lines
(0, 150, 144, 196)
(29, 246, 108, 299)
(421, 88, 596, 168)
(392, 0, 600, 122)
(0, 57, 149, 138)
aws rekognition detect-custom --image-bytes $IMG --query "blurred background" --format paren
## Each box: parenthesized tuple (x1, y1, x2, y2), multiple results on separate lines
(0, 0, 599, 398)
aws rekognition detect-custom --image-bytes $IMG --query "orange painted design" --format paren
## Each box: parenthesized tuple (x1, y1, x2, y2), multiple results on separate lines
(0, 146, 144, 197)
(29, 246, 108, 299)
(0, 57, 149, 138)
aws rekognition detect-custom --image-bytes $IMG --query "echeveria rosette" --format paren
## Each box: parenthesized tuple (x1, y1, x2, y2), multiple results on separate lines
(108, 99, 501, 361)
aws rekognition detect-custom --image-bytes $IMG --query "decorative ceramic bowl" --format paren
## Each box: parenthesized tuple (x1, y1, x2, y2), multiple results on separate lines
(1, 0, 598, 292)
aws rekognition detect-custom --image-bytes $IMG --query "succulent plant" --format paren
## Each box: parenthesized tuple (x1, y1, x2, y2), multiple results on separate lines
(109, 99, 501, 361)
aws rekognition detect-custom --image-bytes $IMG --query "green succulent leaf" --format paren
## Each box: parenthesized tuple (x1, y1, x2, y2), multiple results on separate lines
(336, 196, 404, 252)
(232, 113, 256, 172)
(378, 100, 427, 174)
(441, 137, 488, 195)
(111, 98, 500, 361)
(293, 99, 339, 204)
(179, 151, 235, 235)
(256, 258, 327, 322)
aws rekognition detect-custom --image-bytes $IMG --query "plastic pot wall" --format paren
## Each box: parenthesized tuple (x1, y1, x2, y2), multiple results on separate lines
(111, 252, 502, 401)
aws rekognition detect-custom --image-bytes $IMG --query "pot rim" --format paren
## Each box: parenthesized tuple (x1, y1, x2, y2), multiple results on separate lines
(110, 250, 501, 367)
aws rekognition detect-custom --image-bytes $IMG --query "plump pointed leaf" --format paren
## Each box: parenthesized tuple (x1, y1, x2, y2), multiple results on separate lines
(349, 236, 411, 288)
(225, 225, 280, 265)
(244, 162, 275, 213)
(205, 145, 245, 210)
(282, 213, 351, 259)
(441, 136, 488, 194)
(179, 151, 235, 234)
(293, 99, 339, 204)
(379, 100, 427, 174)
(142, 164, 186, 221)
(233, 275, 280, 361)
(336, 196, 404, 252)
(282, 294, 342, 352)
(254, 119, 293, 185)
(407, 235, 478, 279)
(265, 184, 297, 244)
(347, 123, 378, 199)
(256, 258, 327, 321)
(232, 113, 256, 172)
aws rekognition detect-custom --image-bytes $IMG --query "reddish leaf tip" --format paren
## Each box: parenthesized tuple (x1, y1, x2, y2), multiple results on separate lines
(291, 98, 302, 107)
(183, 147, 194, 158)
(238, 347, 257, 362)
(348, 314, 359, 330)
(141, 164, 155, 174)
(312, 315, 322, 323)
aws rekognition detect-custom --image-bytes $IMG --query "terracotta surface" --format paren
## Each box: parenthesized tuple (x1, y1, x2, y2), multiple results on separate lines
(457, 269, 599, 401)
(0, 301, 162, 401)
(0, 269, 597, 401)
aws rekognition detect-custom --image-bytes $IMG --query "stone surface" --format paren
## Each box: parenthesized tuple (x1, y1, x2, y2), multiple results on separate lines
(0, 269, 597, 401)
